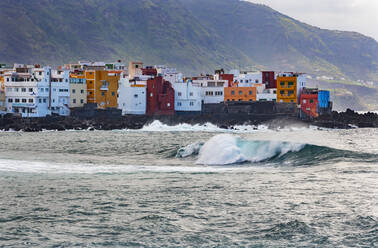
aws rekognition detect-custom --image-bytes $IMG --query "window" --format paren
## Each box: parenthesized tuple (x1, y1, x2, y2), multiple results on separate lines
(249, 90, 253, 95)
(280, 82, 285, 86)
(178, 92, 182, 96)
(189, 92, 193, 96)
(45, 88, 48, 92)
(21, 88, 26, 92)
(81, 90, 84, 94)
(28, 99, 33, 103)
(22, 99, 27, 103)
(39, 72, 42, 76)
(255, 80, 259, 83)
(177, 102, 182, 106)
(53, 99, 55, 103)
(6, 78, 9, 82)
(231, 91, 235, 95)
(310, 99, 314, 103)
(29, 88, 33, 92)
(73, 99, 76, 104)
(239, 91, 242, 95)
(288, 82, 294, 86)
(8, 98, 13, 103)
(15, 88, 19, 92)
(101, 92, 105, 96)
(273, 90, 277, 94)
(112, 92, 115, 96)
(72, 89, 76, 94)
(80, 99, 84, 104)
(280, 90, 284, 95)
(290, 100, 294, 103)
(43, 99, 47, 103)
(15, 99, 20, 103)
(134, 94, 138, 98)
(190, 102, 194, 106)
(39, 99, 42, 103)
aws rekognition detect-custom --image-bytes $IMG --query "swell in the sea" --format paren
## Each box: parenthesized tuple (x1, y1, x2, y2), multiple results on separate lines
(178, 134, 378, 166)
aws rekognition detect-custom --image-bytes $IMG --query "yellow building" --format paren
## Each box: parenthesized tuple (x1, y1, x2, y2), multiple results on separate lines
(69, 73, 87, 108)
(276, 73, 306, 104)
(85, 70, 120, 109)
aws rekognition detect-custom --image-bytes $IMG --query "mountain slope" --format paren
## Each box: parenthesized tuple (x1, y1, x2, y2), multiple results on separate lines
(0, 0, 377, 82)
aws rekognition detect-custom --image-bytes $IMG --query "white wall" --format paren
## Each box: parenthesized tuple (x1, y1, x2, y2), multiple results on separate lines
(173, 82, 202, 112)
(118, 78, 146, 115)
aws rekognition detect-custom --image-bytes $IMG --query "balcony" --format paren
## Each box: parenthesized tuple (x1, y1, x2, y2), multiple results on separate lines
(12, 103, 36, 108)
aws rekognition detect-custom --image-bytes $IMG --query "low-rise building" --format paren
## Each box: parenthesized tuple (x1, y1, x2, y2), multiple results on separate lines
(192, 79, 227, 104)
(146, 76, 175, 115)
(69, 73, 87, 108)
(262, 71, 277, 89)
(47, 68, 70, 116)
(224, 87, 257, 102)
(257, 88, 277, 102)
(276, 72, 306, 104)
(118, 77, 146, 115)
(4, 71, 50, 117)
(85, 70, 120, 109)
(173, 81, 202, 113)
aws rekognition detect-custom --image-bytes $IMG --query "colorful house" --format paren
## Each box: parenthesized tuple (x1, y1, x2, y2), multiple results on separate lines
(224, 87, 257, 102)
(262, 71, 276, 89)
(300, 88, 319, 118)
(276, 72, 306, 104)
(192, 79, 227, 104)
(146, 76, 175, 115)
(85, 70, 120, 109)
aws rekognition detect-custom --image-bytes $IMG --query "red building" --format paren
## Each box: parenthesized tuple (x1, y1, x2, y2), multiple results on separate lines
(220, 74, 234, 87)
(146, 76, 175, 115)
(142, 67, 157, 76)
(300, 88, 319, 118)
(262, 71, 276, 89)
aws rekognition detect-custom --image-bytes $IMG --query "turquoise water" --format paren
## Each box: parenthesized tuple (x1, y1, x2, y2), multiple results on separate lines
(0, 125, 377, 247)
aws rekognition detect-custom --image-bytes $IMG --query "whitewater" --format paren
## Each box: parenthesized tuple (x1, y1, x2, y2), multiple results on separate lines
(0, 123, 377, 247)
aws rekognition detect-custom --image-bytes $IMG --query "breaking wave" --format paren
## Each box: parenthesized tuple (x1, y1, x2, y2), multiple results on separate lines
(139, 120, 269, 133)
(188, 134, 378, 166)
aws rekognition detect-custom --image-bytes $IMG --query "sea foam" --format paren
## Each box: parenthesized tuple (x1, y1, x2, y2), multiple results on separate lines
(196, 134, 305, 165)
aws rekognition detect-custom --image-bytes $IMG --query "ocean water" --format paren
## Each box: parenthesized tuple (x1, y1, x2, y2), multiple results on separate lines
(0, 121, 377, 247)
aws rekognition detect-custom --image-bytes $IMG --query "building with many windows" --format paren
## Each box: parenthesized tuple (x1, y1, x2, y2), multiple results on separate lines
(192, 79, 227, 104)
(276, 72, 306, 104)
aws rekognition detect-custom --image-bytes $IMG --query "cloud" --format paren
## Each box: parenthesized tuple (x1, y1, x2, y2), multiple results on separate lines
(246, 0, 378, 40)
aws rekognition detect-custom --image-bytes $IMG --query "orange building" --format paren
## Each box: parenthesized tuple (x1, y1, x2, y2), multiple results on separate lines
(224, 87, 257, 102)
(85, 70, 120, 109)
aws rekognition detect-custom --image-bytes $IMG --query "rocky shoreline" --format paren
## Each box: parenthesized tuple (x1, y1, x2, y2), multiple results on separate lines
(0, 109, 377, 132)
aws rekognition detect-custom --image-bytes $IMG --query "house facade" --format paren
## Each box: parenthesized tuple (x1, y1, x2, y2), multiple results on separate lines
(173, 81, 202, 112)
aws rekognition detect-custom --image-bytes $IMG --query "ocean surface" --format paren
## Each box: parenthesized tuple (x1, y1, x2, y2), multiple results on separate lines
(0, 121, 377, 247)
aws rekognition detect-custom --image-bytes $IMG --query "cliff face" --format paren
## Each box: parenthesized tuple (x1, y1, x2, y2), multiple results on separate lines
(0, 0, 377, 81)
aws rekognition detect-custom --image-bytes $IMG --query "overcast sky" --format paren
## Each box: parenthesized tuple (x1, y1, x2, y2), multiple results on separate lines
(247, 0, 378, 41)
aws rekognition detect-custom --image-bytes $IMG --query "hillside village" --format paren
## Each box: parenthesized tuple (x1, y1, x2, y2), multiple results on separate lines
(0, 61, 332, 121)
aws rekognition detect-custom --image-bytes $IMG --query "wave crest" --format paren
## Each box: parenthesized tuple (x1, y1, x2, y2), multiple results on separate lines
(196, 134, 305, 165)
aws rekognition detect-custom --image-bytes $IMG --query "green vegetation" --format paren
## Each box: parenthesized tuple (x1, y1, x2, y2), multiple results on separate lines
(0, 0, 377, 83)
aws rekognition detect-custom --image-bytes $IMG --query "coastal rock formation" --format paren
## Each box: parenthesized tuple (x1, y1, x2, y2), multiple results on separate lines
(0, 109, 377, 132)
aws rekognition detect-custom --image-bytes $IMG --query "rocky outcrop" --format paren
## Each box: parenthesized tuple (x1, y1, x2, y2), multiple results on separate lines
(0, 109, 377, 132)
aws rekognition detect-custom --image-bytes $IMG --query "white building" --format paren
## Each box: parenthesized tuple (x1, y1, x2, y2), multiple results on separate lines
(257, 88, 277, 102)
(118, 77, 146, 115)
(4, 71, 51, 117)
(192, 79, 227, 104)
(155, 66, 183, 83)
(230, 70, 262, 87)
(173, 81, 202, 112)
(47, 68, 70, 116)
